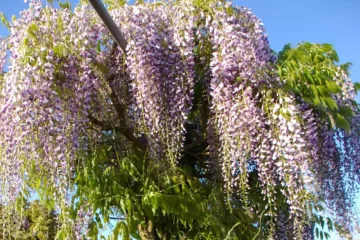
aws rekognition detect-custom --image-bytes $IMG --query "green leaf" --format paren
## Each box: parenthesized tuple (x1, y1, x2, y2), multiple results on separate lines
(27, 23, 39, 43)
(326, 218, 333, 231)
(59, 2, 71, 9)
(56, 15, 63, 32)
(354, 82, 360, 93)
(305, 71, 315, 84)
(131, 232, 141, 240)
(93, 62, 109, 76)
(323, 97, 338, 110)
(23, 38, 29, 46)
(310, 85, 318, 98)
(55, 230, 64, 239)
(316, 86, 331, 97)
(96, 41, 101, 53)
(28, 23, 39, 34)
(328, 49, 339, 62)
(0, 12, 10, 29)
(321, 43, 333, 52)
(53, 45, 66, 57)
(320, 215, 325, 229)
(335, 113, 350, 131)
(314, 215, 320, 224)
(339, 105, 354, 118)
(315, 228, 319, 238)
(340, 62, 352, 75)
(326, 81, 342, 94)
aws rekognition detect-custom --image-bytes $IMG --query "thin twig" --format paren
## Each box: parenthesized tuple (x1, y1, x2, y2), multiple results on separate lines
(183, 139, 207, 152)
(88, 114, 122, 132)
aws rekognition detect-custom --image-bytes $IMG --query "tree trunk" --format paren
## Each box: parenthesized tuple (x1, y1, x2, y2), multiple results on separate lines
(138, 220, 160, 240)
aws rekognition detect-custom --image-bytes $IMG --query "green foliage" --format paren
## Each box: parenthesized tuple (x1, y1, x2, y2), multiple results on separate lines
(27, 23, 40, 44)
(276, 42, 354, 131)
(314, 214, 331, 240)
(59, 2, 71, 10)
(0, 12, 10, 30)
(0, 200, 58, 240)
(70, 137, 266, 239)
(104, 0, 128, 10)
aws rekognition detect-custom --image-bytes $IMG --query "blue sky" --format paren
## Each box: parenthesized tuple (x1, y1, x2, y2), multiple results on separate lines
(237, 0, 360, 98)
(1, 0, 359, 239)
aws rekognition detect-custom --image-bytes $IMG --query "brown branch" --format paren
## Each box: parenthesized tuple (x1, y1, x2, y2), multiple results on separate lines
(183, 139, 207, 152)
(107, 75, 146, 152)
(102, 42, 146, 153)
(150, 221, 161, 240)
(88, 114, 122, 132)
(201, 95, 210, 129)
(109, 216, 126, 220)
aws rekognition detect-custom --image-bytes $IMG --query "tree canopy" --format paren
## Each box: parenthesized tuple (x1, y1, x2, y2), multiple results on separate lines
(0, 0, 359, 239)
(0, 199, 58, 239)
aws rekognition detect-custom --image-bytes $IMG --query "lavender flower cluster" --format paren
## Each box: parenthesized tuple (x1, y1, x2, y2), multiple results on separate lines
(112, 4, 195, 161)
(203, 3, 358, 236)
(0, 1, 102, 237)
(206, 5, 283, 212)
(0, 37, 6, 75)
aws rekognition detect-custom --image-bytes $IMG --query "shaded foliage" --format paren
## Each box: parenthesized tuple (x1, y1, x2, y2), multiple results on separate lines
(0, 200, 58, 240)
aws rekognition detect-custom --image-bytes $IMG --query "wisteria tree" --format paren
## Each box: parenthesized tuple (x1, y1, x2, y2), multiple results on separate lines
(1, 0, 360, 239)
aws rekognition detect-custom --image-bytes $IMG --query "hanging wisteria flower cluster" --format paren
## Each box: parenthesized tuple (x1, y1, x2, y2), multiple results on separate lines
(206, 4, 277, 202)
(111, 3, 195, 161)
(0, 0, 103, 236)
(0, 0, 359, 239)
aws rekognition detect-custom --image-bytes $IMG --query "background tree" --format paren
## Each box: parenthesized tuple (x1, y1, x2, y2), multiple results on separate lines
(0, 200, 58, 240)
(0, 0, 359, 239)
